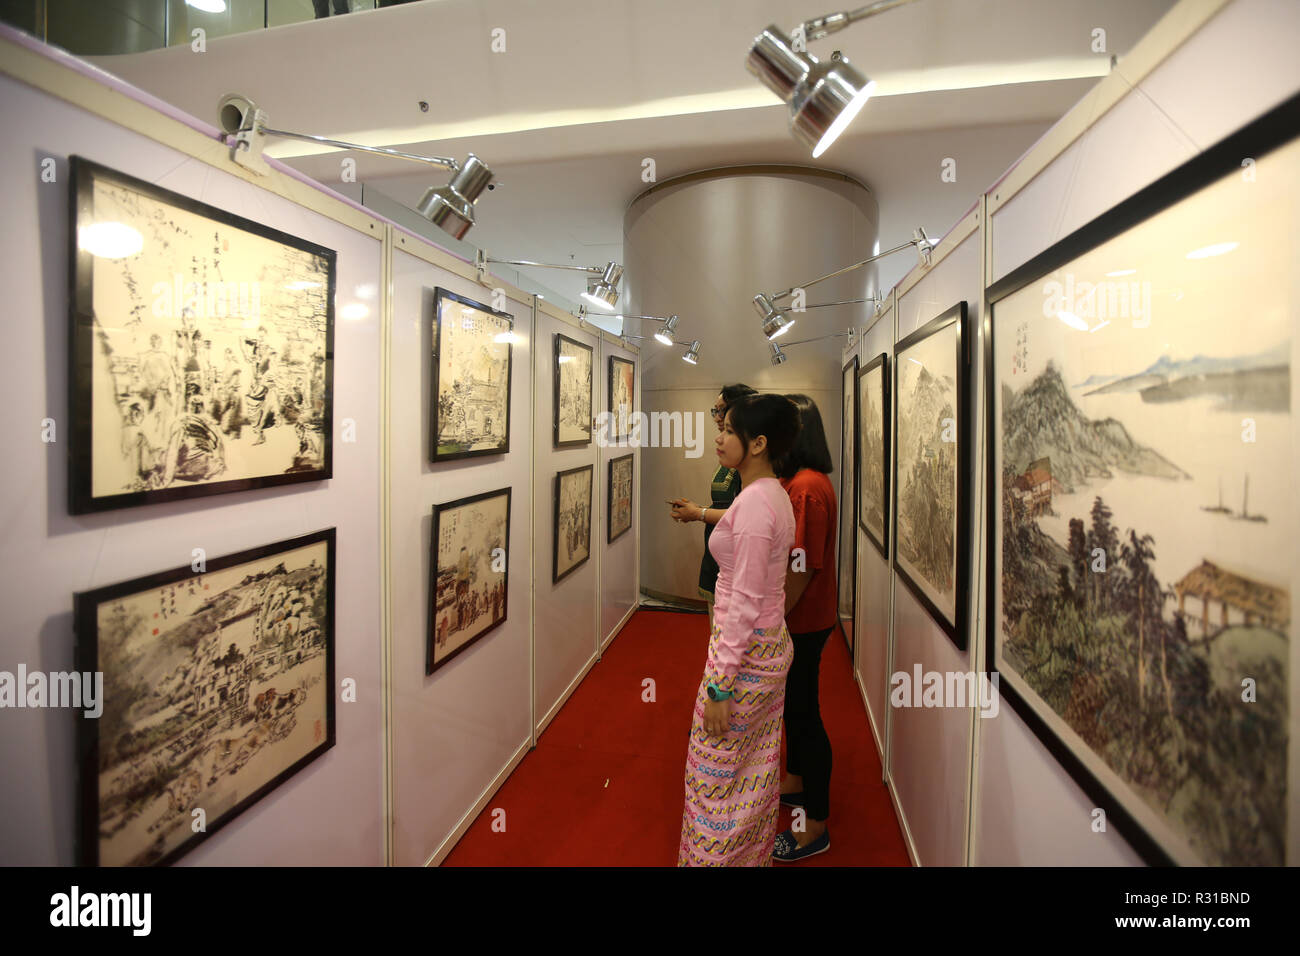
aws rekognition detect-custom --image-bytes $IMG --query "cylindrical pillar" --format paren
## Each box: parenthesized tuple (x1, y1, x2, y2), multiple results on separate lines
(624, 165, 879, 603)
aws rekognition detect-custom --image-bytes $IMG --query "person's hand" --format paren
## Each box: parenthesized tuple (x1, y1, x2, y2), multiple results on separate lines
(703, 696, 731, 737)
(669, 497, 701, 523)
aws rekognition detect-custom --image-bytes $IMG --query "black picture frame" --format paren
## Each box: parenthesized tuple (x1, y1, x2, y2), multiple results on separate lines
(607, 453, 634, 543)
(984, 91, 1300, 867)
(553, 333, 594, 448)
(430, 287, 514, 463)
(427, 488, 511, 675)
(553, 464, 594, 583)
(857, 352, 890, 558)
(74, 528, 337, 866)
(837, 355, 859, 648)
(68, 156, 336, 514)
(893, 302, 969, 650)
(608, 355, 636, 442)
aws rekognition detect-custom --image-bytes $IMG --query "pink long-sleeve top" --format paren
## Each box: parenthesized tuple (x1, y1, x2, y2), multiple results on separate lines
(706, 476, 796, 688)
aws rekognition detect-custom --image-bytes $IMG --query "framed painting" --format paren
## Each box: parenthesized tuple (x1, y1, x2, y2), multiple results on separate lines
(75, 529, 336, 866)
(608, 453, 634, 543)
(986, 94, 1298, 866)
(609, 356, 636, 442)
(428, 488, 510, 674)
(554, 464, 593, 582)
(430, 288, 513, 462)
(894, 302, 969, 649)
(554, 333, 593, 447)
(837, 355, 858, 648)
(69, 156, 336, 514)
(857, 352, 890, 557)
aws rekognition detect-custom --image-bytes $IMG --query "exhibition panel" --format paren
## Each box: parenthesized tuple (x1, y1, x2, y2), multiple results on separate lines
(888, 229, 982, 867)
(532, 306, 601, 738)
(0, 60, 385, 866)
(852, 304, 894, 766)
(600, 338, 640, 651)
(976, 0, 1300, 867)
(386, 243, 535, 867)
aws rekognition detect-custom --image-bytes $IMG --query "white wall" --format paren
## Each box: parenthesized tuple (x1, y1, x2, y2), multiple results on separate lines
(533, 310, 600, 734)
(0, 72, 384, 865)
(386, 242, 535, 866)
(977, 0, 1300, 865)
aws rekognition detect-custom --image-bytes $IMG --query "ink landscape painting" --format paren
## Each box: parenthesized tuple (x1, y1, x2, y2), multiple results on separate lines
(80, 533, 333, 865)
(992, 187, 1294, 864)
(895, 323, 960, 627)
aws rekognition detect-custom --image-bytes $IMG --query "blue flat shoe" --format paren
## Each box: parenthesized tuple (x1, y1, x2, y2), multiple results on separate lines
(773, 828, 830, 862)
(779, 791, 804, 808)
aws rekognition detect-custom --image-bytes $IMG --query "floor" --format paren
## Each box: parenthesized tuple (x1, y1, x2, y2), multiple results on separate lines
(442, 608, 911, 866)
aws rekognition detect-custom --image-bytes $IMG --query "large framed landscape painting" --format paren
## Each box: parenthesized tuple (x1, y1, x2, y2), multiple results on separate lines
(986, 98, 1297, 866)
(837, 356, 858, 648)
(554, 333, 593, 447)
(554, 464, 593, 582)
(428, 489, 511, 674)
(857, 352, 889, 558)
(69, 157, 335, 514)
(431, 288, 513, 462)
(75, 530, 336, 866)
(894, 304, 969, 648)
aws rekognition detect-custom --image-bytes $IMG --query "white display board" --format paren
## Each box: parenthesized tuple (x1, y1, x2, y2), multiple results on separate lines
(386, 242, 535, 866)
(0, 72, 384, 866)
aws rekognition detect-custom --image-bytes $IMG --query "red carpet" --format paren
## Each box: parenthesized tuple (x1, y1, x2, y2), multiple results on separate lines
(442, 608, 911, 866)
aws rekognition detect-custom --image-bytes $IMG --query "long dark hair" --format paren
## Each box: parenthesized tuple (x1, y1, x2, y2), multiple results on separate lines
(727, 394, 800, 467)
(776, 394, 834, 479)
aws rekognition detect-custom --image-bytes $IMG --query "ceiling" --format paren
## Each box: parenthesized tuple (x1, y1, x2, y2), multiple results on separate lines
(86, 0, 1179, 311)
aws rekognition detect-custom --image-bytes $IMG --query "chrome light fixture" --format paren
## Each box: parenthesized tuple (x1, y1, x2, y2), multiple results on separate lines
(753, 226, 931, 341)
(217, 93, 494, 240)
(754, 293, 795, 340)
(654, 315, 679, 346)
(582, 262, 625, 311)
(746, 1, 922, 157)
(770, 329, 856, 365)
(769, 341, 788, 365)
(682, 341, 701, 364)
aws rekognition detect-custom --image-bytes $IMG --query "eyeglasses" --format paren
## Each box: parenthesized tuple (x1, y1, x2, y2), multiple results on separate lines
(710, 407, 726, 420)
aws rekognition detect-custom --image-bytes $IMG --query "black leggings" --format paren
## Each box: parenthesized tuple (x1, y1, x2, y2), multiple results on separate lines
(785, 626, 834, 822)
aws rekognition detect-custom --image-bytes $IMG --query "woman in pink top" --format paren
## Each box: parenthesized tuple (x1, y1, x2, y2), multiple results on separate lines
(678, 394, 801, 866)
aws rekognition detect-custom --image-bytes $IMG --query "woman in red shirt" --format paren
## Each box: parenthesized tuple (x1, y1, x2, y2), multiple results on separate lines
(774, 394, 839, 862)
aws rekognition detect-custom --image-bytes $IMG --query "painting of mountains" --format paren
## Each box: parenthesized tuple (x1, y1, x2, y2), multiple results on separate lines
(988, 135, 1295, 864)
(76, 531, 335, 865)
(857, 353, 889, 556)
(894, 304, 967, 645)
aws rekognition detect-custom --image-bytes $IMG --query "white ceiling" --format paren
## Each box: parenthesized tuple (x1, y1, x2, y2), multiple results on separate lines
(87, 0, 1179, 308)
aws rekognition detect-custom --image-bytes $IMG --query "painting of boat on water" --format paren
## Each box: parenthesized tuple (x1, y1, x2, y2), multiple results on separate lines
(988, 130, 1297, 866)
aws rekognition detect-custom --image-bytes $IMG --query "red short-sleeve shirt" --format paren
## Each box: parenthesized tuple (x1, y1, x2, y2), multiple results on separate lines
(779, 468, 838, 633)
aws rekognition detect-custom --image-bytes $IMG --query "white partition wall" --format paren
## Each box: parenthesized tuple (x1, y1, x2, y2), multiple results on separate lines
(533, 305, 601, 736)
(0, 57, 386, 865)
(386, 237, 535, 866)
(853, 306, 895, 764)
(888, 216, 983, 867)
(598, 337, 640, 651)
(975, 0, 1300, 867)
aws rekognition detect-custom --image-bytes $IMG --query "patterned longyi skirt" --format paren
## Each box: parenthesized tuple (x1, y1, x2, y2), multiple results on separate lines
(677, 623, 793, 867)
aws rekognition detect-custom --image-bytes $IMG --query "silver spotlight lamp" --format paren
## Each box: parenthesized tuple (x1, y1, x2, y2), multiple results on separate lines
(682, 340, 701, 365)
(746, 1, 922, 157)
(754, 293, 795, 340)
(655, 315, 680, 346)
(475, 253, 624, 312)
(217, 93, 495, 240)
(769, 341, 788, 366)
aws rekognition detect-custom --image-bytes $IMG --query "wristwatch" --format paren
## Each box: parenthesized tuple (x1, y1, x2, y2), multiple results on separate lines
(706, 682, 732, 702)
